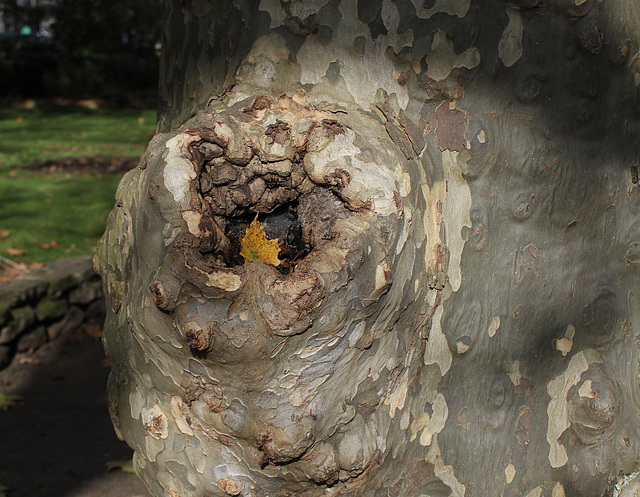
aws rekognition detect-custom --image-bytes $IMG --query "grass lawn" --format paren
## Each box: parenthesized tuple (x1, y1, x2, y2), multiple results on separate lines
(0, 107, 156, 264)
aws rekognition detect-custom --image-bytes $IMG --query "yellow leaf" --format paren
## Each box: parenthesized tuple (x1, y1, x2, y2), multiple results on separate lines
(240, 215, 281, 266)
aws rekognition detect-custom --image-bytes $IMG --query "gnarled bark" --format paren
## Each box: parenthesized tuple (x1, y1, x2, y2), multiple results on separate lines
(96, 1, 640, 496)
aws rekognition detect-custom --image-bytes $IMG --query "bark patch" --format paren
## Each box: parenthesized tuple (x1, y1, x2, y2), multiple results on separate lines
(326, 169, 351, 189)
(516, 406, 531, 446)
(265, 120, 291, 145)
(243, 96, 273, 117)
(284, 13, 319, 36)
(376, 101, 425, 158)
(322, 119, 345, 135)
(427, 101, 469, 152)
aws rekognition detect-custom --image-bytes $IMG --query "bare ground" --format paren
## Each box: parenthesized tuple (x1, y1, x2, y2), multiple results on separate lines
(22, 156, 140, 177)
(0, 324, 151, 497)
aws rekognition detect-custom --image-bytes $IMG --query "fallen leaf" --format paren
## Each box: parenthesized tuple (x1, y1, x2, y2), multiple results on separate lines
(5, 247, 26, 256)
(106, 459, 135, 474)
(0, 230, 9, 239)
(0, 392, 22, 410)
(81, 324, 103, 340)
(37, 240, 58, 249)
(240, 215, 281, 266)
(0, 256, 26, 278)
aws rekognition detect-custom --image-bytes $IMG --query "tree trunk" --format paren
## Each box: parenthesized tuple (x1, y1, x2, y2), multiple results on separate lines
(95, 1, 640, 496)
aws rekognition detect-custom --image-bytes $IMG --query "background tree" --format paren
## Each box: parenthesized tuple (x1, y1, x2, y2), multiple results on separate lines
(52, 0, 162, 57)
(96, 1, 640, 496)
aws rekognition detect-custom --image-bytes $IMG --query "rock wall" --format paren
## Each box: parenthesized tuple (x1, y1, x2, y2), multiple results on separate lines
(0, 255, 104, 370)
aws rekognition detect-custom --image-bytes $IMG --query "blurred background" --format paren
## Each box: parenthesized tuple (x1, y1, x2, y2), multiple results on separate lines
(0, 0, 161, 103)
(0, 3, 162, 496)
(0, 0, 162, 268)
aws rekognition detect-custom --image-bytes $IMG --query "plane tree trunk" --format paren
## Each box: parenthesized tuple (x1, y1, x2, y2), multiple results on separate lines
(95, 1, 640, 496)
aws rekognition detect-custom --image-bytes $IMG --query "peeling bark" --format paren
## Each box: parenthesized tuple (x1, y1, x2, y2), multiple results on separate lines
(97, 1, 640, 496)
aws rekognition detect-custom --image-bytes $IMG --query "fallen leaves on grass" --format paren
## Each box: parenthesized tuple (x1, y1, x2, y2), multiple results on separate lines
(5, 247, 26, 257)
(36, 240, 58, 249)
(0, 392, 23, 410)
(106, 459, 135, 474)
(240, 216, 281, 266)
(0, 258, 45, 282)
(0, 257, 27, 282)
(0, 271, 20, 283)
(0, 230, 9, 239)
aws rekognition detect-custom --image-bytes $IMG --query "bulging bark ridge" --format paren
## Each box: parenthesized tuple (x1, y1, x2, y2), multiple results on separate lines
(96, 87, 447, 495)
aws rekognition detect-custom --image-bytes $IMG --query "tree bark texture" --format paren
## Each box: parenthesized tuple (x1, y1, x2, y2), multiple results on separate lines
(96, 1, 640, 496)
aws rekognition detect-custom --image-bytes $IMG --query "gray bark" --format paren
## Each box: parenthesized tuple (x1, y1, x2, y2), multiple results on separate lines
(96, 1, 640, 496)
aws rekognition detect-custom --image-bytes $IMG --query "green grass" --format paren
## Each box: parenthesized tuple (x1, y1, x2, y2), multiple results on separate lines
(0, 107, 156, 169)
(0, 107, 156, 264)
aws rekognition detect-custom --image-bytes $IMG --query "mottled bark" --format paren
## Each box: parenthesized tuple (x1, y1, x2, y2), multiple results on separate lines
(97, 1, 640, 496)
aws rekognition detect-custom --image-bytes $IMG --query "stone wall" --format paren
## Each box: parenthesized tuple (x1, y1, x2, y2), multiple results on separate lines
(0, 255, 105, 370)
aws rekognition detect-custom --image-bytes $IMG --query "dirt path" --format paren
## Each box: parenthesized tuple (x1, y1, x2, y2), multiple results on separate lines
(0, 327, 151, 497)
(22, 156, 140, 177)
